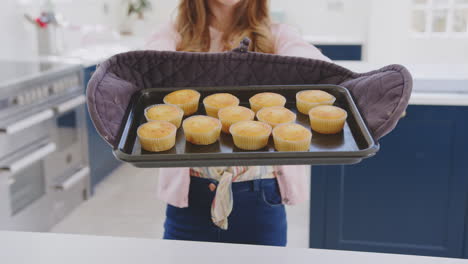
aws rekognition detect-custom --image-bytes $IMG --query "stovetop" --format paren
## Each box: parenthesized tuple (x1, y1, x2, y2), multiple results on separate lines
(0, 60, 77, 88)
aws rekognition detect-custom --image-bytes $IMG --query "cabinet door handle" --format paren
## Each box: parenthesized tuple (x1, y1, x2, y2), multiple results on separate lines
(0, 109, 54, 135)
(54, 95, 86, 114)
(56, 167, 89, 191)
(0, 171, 16, 186)
(0, 143, 56, 174)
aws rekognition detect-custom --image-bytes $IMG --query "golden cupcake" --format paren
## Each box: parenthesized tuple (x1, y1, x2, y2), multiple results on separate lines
(249, 92, 286, 112)
(137, 121, 177, 152)
(218, 106, 255, 134)
(144, 104, 184, 128)
(308, 105, 347, 134)
(272, 123, 312, 152)
(229, 121, 272, 150)
(256, 106, 296, 128)
(296, 90, 336, 115)
(163, 89, 201, 116)
(182, 115, 222, 145)
(203, 93, 240, 117)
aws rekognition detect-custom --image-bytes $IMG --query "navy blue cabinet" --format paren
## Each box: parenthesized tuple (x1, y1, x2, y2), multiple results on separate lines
(310, 105, 468, 258)
(84, 65, 122, 192)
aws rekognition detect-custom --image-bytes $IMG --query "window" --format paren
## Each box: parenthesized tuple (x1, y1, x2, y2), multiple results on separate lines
(412, 0, 468, 36)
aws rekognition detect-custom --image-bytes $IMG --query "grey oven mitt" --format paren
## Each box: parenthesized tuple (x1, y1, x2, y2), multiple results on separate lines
(87, 40, 412, 148)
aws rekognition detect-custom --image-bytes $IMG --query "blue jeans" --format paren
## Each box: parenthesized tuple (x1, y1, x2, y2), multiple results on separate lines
(163, 177, 287, 246)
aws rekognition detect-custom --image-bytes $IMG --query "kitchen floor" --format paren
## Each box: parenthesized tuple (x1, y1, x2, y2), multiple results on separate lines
(51, 164, 310, 248)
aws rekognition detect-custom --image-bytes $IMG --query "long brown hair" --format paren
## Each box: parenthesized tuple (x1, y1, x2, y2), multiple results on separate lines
(175, 0, 275, 53)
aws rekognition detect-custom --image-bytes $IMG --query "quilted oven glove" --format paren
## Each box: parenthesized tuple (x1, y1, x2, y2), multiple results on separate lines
(87, 39, 412, 147)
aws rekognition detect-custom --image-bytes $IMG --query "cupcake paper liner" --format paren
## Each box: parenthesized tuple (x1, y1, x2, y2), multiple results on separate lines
(272, 125, 312, 152)
(249, 95, 286, 113)
(309, 115, 347, 134)
(256, 107, 297, 128)
(296, 92, 336, 115)
(144, 104, 184, 128)
(218, 108, 255, 134)
(203, 95, 240, 118)
(163, 91, 201, 116)
(229, 121, 272, 150)
(137, 124, 177, 152)
(231, 133, 271, 150)
(182, 116, 222, 145)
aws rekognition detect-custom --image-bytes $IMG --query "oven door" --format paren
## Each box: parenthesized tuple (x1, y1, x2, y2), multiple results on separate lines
(45, 94, 89, 181)
(0, 140, 56, 231)
(0, 109, 54, 161)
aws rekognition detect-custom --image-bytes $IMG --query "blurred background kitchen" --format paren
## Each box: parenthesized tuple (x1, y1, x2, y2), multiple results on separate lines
(1, 0, 468, 259)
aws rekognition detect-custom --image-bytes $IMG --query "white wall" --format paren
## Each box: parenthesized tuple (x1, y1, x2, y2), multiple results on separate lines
(367, 0, 468, 64)
(0, 0, 38, 60)
(270, 0, 371, 40)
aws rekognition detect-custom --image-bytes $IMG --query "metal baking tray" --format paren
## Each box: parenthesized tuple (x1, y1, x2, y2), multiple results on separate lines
(114, 85, 379, 168)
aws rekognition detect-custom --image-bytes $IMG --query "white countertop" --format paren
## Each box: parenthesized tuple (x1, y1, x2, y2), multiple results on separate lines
(43, 38, 468, 107)
(0, 231, 465, 264)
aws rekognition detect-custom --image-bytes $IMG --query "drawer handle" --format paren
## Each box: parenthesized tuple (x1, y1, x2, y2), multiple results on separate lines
(54, 95, 86, 114)
(0, 143, 56, 174)
(56, 167, 89, 191)
(0, 109, 54, 135)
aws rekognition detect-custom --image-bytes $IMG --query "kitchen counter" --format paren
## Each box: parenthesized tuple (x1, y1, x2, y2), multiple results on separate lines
(0, 231, 466, 264)
(336, 61, 468, 106)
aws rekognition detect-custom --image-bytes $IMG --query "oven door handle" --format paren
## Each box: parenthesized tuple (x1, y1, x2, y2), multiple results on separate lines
(56, 167, 89, 191)
(0, 109, 54, 135)
(0, 143, 56, 174)
(54, 95, 86, 114)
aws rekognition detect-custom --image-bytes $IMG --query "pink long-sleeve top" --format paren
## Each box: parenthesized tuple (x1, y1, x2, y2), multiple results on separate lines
(145, 22, 331, 208)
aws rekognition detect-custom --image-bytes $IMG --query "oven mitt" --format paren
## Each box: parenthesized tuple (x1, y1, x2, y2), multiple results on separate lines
(87, 39, 412, 148)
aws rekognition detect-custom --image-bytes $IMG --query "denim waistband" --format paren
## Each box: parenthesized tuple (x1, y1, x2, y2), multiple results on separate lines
(189, 176, 277, 193)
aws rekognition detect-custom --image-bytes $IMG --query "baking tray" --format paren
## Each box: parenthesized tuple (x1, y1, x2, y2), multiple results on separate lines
(114, 85, 379, 168)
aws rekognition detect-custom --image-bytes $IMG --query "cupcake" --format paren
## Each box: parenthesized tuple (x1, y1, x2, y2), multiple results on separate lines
(144, 104, 184, 128)
(296, 90, 336, 115)
(137, 121, 177, 152)
(182, 115, 222, 145)
(308, 105, 348, 134)
(249, 92, 286, 112)
(218, 106, 255, 134)
(272, 123, 312, 152)
(229, 121, 272, 150)
(163, 89, 201, 116)
(203, 93, 240, 117)
(256, 106, 297, 128)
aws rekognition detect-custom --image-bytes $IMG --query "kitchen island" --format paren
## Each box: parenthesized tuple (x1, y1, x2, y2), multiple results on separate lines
(0, 231, 466, 264)
(311, 62, 468, 258)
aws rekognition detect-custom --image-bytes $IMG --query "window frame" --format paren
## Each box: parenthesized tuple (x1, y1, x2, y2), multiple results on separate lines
(411, 0, 468, 38)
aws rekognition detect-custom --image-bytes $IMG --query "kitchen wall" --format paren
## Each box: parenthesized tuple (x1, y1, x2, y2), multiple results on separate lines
(2, 0, 467, 64)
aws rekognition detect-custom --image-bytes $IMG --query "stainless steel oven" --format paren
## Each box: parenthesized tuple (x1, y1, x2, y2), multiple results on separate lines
(0, 60, 90, 231)
(45, 93, 90, 225)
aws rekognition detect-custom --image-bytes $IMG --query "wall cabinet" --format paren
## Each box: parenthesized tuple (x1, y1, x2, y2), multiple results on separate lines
(315, 45, 362, 61)
(310, 105, 468, 259)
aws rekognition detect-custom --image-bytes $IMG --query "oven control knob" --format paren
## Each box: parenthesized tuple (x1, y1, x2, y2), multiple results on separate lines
(44, 86, 50, 96)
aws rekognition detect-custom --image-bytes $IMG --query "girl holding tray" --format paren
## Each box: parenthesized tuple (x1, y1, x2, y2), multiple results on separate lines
(145, 0, 331, 246)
